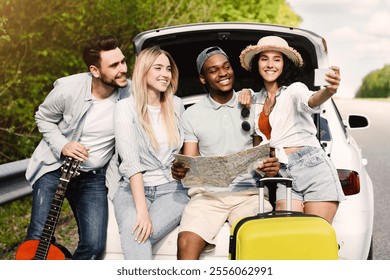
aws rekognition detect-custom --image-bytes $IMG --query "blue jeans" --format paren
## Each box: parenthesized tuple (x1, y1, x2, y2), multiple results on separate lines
(113, 180, 189, 260)
(26, 168, 108, 260)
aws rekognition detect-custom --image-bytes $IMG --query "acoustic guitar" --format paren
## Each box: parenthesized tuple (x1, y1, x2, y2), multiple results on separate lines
(15, 157, 81, 260)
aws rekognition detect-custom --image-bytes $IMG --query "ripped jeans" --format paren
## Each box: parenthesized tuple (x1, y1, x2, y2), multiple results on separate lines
(26, 169, 108, 260)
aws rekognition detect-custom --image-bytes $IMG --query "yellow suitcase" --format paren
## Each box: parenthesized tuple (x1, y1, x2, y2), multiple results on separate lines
(229, 177, 339, 260)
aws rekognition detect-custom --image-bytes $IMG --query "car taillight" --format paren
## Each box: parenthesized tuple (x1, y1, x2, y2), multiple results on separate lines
(337, 169, 360, 195)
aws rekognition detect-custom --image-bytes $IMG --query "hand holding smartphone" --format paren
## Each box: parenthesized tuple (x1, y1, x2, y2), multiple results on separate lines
(314, 68, 333, 86)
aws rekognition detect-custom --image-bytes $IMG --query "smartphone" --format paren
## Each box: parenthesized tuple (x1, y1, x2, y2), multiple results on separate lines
(314, 68, 332, 86)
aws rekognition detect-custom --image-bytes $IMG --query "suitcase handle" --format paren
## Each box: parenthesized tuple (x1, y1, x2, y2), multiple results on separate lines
(257, 177, 293, 213)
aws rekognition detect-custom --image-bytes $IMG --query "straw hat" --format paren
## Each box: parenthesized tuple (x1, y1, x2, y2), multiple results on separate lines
(239, 36, 304, 71)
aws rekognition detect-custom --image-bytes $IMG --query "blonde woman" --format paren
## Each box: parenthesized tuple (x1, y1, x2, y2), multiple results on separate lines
(107, 46, 189, 259)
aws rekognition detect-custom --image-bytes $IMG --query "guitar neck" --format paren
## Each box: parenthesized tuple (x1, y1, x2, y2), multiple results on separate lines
(33, 179, 69, 260)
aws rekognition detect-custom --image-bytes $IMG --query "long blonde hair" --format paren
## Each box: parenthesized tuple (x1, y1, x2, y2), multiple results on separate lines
(131, 46, 180, 150)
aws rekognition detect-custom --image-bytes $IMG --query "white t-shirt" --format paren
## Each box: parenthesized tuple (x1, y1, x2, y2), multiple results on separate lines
(142, 105, 171, 186)
(79, 92, 118, 170)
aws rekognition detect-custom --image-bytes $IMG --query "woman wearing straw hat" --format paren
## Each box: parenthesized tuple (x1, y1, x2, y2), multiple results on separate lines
(239, 36, 345, 224)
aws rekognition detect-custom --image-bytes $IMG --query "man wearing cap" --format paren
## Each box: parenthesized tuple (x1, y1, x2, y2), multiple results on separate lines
(171, 46, 279, 260)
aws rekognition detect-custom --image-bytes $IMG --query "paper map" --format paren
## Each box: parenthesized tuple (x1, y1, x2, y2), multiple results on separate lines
(173, 143, 270, 188)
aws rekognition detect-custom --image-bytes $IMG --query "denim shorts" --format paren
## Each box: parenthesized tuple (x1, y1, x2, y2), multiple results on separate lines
(277, 146, 346, 203)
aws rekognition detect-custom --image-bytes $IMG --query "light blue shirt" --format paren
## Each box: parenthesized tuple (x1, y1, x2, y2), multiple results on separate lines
(106, 94, 185, 200)
(25, 72, 131, 185)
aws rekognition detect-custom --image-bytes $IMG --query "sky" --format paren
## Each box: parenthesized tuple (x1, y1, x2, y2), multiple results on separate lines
(287, 0, 390, 98)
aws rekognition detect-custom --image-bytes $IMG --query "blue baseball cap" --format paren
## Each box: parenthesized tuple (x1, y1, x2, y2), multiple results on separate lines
(196, 46, 229, 74)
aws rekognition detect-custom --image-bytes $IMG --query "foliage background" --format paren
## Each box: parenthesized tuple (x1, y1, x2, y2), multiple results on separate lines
(0, 0, 387, 260)
(356, 65, 390, 98)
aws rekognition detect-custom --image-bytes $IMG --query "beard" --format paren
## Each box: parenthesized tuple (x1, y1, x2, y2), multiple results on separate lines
(100, 73, 128, 89)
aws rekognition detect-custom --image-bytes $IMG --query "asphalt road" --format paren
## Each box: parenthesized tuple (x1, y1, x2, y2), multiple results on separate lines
(334, 98, 390, 260)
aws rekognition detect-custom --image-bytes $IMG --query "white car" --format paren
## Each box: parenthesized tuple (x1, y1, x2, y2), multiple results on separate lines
(102, 22, 374, 260)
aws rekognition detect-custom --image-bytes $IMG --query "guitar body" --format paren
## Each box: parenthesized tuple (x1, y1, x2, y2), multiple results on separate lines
(15, 157, 81, 260)
(16, 240, 68, 260)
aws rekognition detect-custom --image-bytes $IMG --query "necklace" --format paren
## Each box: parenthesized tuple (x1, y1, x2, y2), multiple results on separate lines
(264, 92, 277, 115)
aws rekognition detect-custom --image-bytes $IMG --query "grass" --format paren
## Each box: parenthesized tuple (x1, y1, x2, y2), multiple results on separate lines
(0, 196, 78, 260)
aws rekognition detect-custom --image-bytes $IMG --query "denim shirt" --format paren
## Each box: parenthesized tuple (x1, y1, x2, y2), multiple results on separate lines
(26, 72, 131, 185)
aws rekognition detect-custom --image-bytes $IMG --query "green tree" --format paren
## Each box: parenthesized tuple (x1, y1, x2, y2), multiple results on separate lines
(212, 0, 300, 25)
(356, 64, 390, 98)
(0, 0, 300, 164)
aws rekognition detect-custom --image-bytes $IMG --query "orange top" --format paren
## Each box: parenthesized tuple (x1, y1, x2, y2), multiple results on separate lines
(258, 110, 272, 140)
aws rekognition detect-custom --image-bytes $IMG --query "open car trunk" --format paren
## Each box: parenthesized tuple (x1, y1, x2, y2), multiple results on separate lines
(133, 22, 328, 98)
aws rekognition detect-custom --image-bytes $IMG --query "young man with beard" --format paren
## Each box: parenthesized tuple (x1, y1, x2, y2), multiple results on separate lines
(171, 46, 280, 259)
(24, 35, 131, 260)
